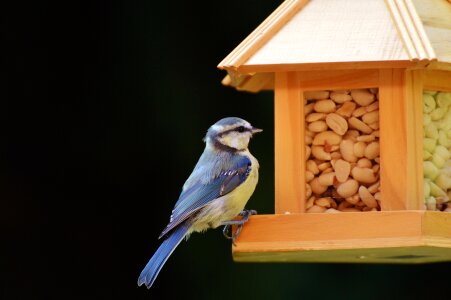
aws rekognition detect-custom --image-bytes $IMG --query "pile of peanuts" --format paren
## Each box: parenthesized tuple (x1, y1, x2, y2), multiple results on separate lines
(423, 91, 451, 212)
(304, 88, 381, 213)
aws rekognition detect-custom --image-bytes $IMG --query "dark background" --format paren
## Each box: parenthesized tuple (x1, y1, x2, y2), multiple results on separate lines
(3, 0, 451, 299)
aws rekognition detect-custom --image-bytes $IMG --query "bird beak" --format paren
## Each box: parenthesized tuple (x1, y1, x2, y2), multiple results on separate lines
(251, 127, 263, 134)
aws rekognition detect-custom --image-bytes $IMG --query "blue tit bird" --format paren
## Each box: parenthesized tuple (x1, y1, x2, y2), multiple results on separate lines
(137, 117, 262, 289)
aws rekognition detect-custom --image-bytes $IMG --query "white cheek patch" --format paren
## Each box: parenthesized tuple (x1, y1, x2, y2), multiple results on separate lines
(219, 135, 233, 148)
(229, 133, 240, 149)
(220, 132, 251, 150)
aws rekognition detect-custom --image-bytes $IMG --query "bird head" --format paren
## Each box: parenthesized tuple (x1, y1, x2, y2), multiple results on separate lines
(204, 117, 262, 152)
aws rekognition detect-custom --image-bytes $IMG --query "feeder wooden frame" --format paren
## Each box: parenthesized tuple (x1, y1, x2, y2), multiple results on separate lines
(232, 69, 451, 264)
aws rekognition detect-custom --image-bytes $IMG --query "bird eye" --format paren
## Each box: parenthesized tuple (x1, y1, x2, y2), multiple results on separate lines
(237, 126, 246, 133)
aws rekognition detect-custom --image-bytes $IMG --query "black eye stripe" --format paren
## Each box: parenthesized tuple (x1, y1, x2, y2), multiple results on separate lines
(219, 126, 251, 136)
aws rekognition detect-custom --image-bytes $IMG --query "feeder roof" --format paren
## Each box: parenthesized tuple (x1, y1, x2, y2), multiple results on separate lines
(413, 0, 451, 69)
(218, 0, 449, 92)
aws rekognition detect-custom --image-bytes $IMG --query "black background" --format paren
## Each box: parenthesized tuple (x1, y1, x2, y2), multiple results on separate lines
(3, 0, 451, 299)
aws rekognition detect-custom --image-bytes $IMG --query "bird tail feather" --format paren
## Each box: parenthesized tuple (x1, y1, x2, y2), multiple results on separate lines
(137, 222, 190, 288)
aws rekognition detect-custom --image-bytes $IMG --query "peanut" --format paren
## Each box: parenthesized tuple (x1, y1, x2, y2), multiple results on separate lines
(348, 117, 373, 134)
(372, 130, 380, 138)
(338, 199, 352, 210)
(368, 122, 379, 130)
(345, 194, 360, 205)
(358, 186, 378, 208)
(330, 151, 342, 159)
(330, 92, 352, 103)
(351, 167, 378, 184)
(343, 130, 360, 141)
(351, 89, 376, 106)
(308, 120, 328, 132)
(305, 170, 314, 182)
(362, 110, 379, 124)
(307, 205, 327, 213)
(317, 162, 331, 171)
(306, 183, 312, 198)
(310, 177, 328, 195)
(340, 139, 357, 162)
(305, 90, 330, 100)
(356, 135, 376, 142)
(365, 101, 379, 112)
(306, 146, 311, 159)
(336, 101, 356, 118)
(352, 106, 367, 118)
(357, 158, 372, 168)
(337, 179, 359, 198)
(364, 141, 380, 160)
(315, 197, 333, 208)
(326, 113, 348, 135)
(353, 141, 366, 158)
(368, 181, 380, 193)
(306, 195, 315, 209)
(334, 90, 350, 94)
(333, 159, 351, 183)
(373, 163, 380, 174)
(320, 167, 333, 174)
(312, 131, 342, 146)
(306, 112, 327, 122)
(305, 103, 315, 115)
(312, 145, 331, 160)
(318, 172, 336, 186)
(314, 100, 336, 113)
(374, 192, 381, 201)
(307, 159, 320, 174)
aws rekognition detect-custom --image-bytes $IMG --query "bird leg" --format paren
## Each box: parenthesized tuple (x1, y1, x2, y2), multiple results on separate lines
(222, 210, 257, 245)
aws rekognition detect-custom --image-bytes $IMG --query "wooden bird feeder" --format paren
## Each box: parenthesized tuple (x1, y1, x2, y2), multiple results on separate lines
(217, 0, 451, 263)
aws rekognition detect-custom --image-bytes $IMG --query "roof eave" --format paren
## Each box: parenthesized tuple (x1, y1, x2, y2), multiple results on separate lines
(221, 59, 437, 93)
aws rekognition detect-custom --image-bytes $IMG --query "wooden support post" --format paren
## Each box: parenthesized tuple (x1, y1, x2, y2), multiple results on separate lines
(379, 69, 409, 210)
(406, 69, 424, 210)
(274, 72, 304, 214)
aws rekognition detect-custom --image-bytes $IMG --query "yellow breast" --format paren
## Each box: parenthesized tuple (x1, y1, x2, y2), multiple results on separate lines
(189, 150, 260, 233)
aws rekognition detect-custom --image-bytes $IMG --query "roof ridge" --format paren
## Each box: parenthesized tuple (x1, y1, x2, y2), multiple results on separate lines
(385, 0, 437, 62)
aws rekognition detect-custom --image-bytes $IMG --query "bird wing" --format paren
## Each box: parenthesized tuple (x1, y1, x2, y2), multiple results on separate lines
(158, 155, 252, 239)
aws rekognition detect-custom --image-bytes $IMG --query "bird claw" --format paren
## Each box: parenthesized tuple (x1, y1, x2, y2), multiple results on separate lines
(222, 210, 257, 245)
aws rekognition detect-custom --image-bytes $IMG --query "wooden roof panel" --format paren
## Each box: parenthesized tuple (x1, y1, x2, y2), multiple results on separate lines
(412, 0, 451, 69)
(245, 0, 409, 66)
(219, 0, 443, 92)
